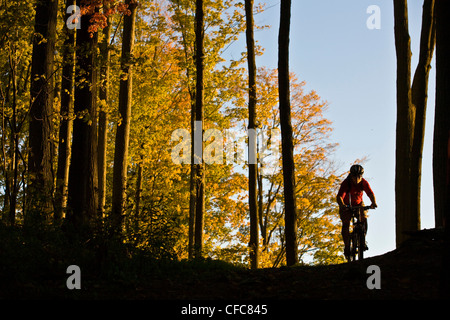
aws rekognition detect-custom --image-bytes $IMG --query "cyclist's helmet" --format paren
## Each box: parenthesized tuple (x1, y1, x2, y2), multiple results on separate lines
(350, 164, 364, 176)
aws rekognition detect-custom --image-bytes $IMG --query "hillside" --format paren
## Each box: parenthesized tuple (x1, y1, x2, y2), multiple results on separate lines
(0, 225, 444, 301)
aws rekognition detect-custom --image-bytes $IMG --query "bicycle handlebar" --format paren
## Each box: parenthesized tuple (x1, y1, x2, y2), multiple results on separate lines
(348, 205, 375, 220)
(347, 206, 375, 211)
(347, 205, 376, 210)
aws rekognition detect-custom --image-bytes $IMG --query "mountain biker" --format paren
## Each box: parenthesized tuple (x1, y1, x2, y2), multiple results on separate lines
(336, 164, 377, 261)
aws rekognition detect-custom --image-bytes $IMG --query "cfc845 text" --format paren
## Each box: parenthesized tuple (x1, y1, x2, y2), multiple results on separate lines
(181, 304, 268, 317)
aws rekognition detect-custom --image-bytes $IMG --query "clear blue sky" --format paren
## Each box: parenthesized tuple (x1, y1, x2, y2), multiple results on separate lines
(228, 0, 436, 258)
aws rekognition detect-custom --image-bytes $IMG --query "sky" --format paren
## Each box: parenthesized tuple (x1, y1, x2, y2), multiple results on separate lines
(226, 0, 436, 258)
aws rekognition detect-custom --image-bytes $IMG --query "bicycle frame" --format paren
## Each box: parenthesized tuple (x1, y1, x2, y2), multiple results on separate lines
(348, 205, 372, 262)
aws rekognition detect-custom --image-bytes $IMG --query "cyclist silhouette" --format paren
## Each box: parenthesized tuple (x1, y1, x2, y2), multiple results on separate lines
(336, 164, 377, 261)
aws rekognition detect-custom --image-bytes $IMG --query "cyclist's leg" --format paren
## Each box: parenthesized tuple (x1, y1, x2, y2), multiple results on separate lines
(339, 207, 351, 257)
(360, 207, 369, 250)
(360, 209, 368, 232)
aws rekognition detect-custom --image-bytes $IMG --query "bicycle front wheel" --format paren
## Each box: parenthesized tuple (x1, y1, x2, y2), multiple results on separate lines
(358, 229, 365, 260)
(349, 232, 357, 262)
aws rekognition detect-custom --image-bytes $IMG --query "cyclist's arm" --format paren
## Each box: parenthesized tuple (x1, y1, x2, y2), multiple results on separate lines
(368, 192, 377, 208)
(336, 181, 348, 209)
(336, 195, 347, 209)
(362, 179, 377, 208)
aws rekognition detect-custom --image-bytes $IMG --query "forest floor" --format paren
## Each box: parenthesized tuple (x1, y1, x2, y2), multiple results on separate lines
(0, 225, 446, 301)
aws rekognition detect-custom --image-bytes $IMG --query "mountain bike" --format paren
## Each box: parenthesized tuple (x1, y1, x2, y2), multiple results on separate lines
(348, 205, 375, 262)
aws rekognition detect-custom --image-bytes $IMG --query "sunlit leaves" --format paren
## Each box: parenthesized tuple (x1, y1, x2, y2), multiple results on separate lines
(0, 0, 344, 266)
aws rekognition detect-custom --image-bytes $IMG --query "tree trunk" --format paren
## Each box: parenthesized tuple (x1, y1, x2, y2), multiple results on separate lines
(1, 91, 10, 223)
(435, 0, 450, 298)
(394, 0, 435, 246)
(278, 0, 298, 266)
(394, 0, 415, 247)
(257, 153, 267, 248)
(434, 0, 450, 230)
(194, 0, 205, 259)
(28, 0, 59, 225)
(67, 1, 99, 231)
(245, 0, 259, 269)
(410, 0, 435, 229)
(5, 45, 21, 226)
(174, 0, 196, 260)
(98, 12, 111, 219)
(135, 160, 143, 221)
(55, 0, 75, 223)
(111, 0, 137, 234)
(188, 99, 196, 259)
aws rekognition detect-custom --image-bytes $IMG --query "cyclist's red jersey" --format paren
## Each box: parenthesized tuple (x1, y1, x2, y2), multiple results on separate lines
(337, 177, 374, 206)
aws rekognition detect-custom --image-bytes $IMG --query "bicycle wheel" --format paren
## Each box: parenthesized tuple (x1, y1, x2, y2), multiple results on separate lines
(349, 232, 357, 262)
(357, 228, 365, 260)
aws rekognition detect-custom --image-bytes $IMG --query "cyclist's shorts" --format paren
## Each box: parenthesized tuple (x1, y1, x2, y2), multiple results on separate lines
(339, 204, 368, 224)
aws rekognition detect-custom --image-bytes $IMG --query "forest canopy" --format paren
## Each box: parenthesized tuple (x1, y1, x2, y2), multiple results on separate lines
(0, 0, 345, 267)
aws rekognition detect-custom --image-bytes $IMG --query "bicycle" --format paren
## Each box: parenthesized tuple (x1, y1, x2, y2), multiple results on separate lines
(348, 205, 375, 262)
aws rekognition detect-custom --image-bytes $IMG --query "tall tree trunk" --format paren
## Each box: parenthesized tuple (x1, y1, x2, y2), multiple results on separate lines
(278, 0, 298, 266)
(442, 127, 450, 298)
(55, 0, 75, 223)
(5, 45, 20, 226)
(394, 0, 415, 246)
(98, 12, 111, 219)
(174, 0, 196, 260)
(435, 0, 450, 298)
(111, 0, 137, 235)
(188, 98, 196, 259)
(434, 0, 450, 229)
(134, 158, 143, 221)
(194, 0, 205, 259)
(67, 1, 99, 231)
(410, 0, 435, 229)
(245, 0, 259, 269)
(394, 0, 435, 246)
(257, 149, 267, 248)
(27, 0, 59, 225)
(1, 89, 10, 223)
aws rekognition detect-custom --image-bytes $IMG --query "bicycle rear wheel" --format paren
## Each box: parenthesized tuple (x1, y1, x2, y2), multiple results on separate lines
(357, 229, 365, 260)
(349, 232, 357, 262)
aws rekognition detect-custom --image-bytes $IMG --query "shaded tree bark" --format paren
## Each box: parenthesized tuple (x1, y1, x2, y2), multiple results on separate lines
(3, 41, 22, 225)
(410, 0, 435, 228)
(67, 1, 99, 231)
(394, 0, 414, 247)
(189, 98, 196, 259)
(98, 10, 111, 219)
(27, 0, 59, 225)
(278, 0, 298, 266)
(194, 0, 205, 259)
(434, 0, 450, 230)
(134, 156, 143, 220)
(245, 0, 259, 269)
(257, 156, 266, 247)
(111, 0, 138, 234)
(55, 0, 75, 223)
(435, 0, 450, 298)
(172, 0, 196, 259)
(393, 0, 435, 246)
